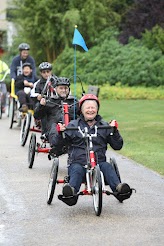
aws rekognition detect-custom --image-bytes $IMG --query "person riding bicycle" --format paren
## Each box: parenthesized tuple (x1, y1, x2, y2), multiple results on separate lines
(49, 94, 133, 206)
(0, 60, 9, 113)
(10, 43, 37, 81)
(34, 77, 79, 143)
(0, 60, 9, 80)
(31, 62, 58, 133)
(15, 62, 37, 112)
(32, 62, 58, 101)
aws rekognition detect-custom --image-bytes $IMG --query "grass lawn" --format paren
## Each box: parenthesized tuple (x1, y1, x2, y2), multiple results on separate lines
(99, 100, 164, 176)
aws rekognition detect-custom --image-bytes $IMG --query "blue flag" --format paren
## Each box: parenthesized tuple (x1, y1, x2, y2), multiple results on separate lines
(72, 28, 88, 52)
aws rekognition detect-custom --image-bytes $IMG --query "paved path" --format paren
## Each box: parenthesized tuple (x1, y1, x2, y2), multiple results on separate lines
(0, 115, 164, 246)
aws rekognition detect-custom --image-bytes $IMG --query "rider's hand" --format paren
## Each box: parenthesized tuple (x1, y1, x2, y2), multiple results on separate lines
(24, 80, 30, 86)
(56, 123, 66, 132)
(109, 120, 118, 129)
(40, 98, 46, 106)
(29, 83, 34, 88)
(37, 94, 42, 101)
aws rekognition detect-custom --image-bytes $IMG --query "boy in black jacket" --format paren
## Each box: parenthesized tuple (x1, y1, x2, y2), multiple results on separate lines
(15, 62, 37, 112)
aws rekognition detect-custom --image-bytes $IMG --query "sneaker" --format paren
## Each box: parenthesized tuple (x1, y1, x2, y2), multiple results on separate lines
(63, 184, 75, 197)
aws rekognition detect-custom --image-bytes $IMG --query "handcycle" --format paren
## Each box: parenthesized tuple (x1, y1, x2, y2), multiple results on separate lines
(20, 76, 56, 147)
(28, 101, 70, 169)
(8, 78, 38, 145)
(47, 124, 134, 216)
(9, 78, 23, 129)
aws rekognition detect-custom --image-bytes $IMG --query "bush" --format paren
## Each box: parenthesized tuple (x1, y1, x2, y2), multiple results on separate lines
(54, 28, 164, 87)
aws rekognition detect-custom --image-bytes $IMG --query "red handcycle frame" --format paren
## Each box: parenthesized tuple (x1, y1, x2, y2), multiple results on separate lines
(28, 102, 70, 169)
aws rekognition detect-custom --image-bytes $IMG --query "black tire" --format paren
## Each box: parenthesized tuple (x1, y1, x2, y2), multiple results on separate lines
(47, 158, 59, 205)
(28, 133, 36, 168)
(110, 157, 121, 183)
(92, 165, 103, 216)
(9, 98, 15, 129)
(20, 112, 32, 146)
(5, 92, 10, 117)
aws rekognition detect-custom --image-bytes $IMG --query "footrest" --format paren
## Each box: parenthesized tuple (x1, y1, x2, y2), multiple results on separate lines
(58, 194, 78, 206)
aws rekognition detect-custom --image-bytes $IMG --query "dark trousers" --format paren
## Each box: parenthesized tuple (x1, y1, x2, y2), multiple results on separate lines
(16, 90, 34, 109)
(68, 162, 120, 193)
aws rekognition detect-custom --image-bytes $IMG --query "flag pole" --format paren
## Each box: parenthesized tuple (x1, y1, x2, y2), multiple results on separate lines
(73, 25, 77, 119)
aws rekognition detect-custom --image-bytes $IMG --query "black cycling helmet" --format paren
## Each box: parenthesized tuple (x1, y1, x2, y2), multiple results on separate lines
(39, 62, 52, 71)
(22, 62, 32, 69)
(18, 43, 30, 51)
(55, 77, 70, 87)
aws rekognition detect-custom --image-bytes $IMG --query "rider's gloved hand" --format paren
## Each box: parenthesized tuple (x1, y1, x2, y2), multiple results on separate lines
(56, 123, 66, 132)
(109, 120, 118, 132)
(109, 120, 118, 128)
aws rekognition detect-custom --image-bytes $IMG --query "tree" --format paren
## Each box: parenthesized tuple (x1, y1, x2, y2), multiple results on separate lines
(9, 0, 130, 63)
(119, 0, 164, 44)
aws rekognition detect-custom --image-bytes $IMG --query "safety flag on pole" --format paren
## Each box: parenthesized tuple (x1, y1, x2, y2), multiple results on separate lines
(72, 27, 88, 52)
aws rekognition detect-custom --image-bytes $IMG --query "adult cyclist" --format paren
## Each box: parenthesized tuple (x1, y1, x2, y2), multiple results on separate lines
(10, 43, 37, 81)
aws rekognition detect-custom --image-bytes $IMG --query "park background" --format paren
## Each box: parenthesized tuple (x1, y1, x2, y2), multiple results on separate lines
(1, 0, 164, 175)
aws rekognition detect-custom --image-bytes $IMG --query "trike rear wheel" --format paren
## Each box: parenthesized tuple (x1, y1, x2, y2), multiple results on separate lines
(28, 133, 36, 168)
(92, 165, 103, 216)
(110, 157, 121, 183)
(47, 158, 59, 205)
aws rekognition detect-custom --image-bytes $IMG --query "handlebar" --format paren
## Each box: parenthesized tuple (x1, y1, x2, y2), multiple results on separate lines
(65, 125, 114, 137)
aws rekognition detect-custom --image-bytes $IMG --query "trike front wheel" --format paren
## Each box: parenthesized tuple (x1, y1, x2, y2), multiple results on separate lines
(28, 133, 36, 168)
(92, 165, 103, 216)
(47, 158, 59, 205)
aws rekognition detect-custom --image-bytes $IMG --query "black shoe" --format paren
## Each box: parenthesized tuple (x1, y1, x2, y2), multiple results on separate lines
(115, 183, 132, 202)
(116, 183, 131, 193)
(63, 184, 75, 197)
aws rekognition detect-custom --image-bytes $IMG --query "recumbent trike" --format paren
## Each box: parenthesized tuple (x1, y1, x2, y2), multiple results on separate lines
(47, 123, 135, 216)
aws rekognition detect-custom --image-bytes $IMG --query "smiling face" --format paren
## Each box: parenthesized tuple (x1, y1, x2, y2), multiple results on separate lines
(55, 85, 69, 98)
(23, 66, 32, 76)
(81, 100, 98, 121)
(20, 50, 29, 60)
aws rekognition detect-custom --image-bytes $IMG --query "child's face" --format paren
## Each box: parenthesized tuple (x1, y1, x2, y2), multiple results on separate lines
(41, 70, 52, 79)
(23, 66, 32, 76)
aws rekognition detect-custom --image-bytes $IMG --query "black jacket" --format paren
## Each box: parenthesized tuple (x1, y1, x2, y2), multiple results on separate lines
(49, 114, 123, 166)
(34, 95, 79, 132)
(15, 74, 36, 94)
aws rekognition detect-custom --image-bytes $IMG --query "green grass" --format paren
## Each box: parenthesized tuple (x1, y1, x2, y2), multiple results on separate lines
(99, 100, 164, 176)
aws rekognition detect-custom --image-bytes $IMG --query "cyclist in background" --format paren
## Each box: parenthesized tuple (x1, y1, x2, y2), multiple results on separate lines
(0, 60, 9, 80)
(0, 60, 9, 113)
(31, 62, 58, 135)
(15, 63, 37, 112)
(34, 77, 79, 140)
(49, 94, 132, 206)
(10, 43, 36, 81)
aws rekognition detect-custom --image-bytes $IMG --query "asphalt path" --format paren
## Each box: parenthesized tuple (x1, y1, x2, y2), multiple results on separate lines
(0, 114, 164, 246)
